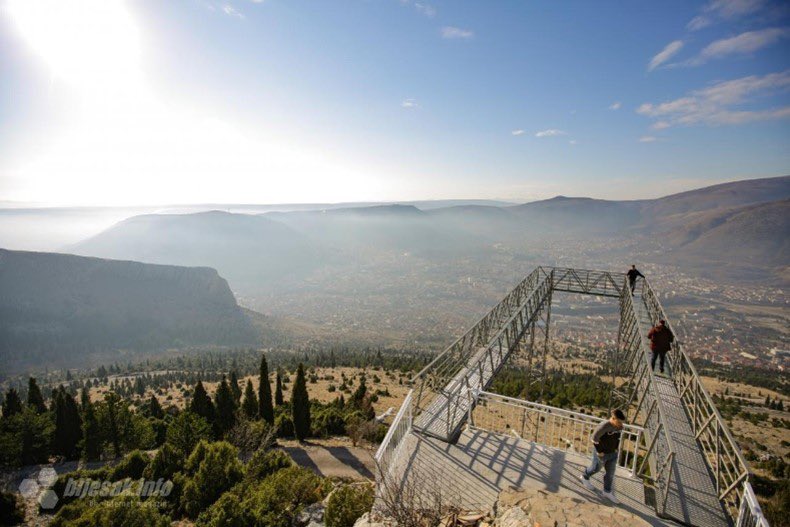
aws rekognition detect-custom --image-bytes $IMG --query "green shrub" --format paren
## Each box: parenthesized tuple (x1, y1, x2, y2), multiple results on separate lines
(109, 450, 149, 480)
(195, 489, 250, 527)
(180, 441, 243, 518)
(243, 466, 328, 527)
(325, 483, 375, 527)
(245, 449, 293, 481)
(275, 414, 294, 438)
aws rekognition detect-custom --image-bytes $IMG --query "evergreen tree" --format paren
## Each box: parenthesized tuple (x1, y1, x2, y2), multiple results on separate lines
(16, 407, 54, 465)
(291, 363, 311, 441)
(134, 377, 145, 397)
(2, 388, 22, 418)
(190, 381, 215, 425)
(100, 392, 124, 458)
(81, 396, 102, 461)
(258, 355, 274, 423)
(229, 371, 242, 403)
(149, 395, 164, 419)
(214, 376, 237, 436)
(27, 377, 47, 413)
(275, 371, 284, 406)
(53, 387, 82, 460)
(242, 380, 258, 420)
(80, 387, 90, 408)
(351, 376, 367, 407)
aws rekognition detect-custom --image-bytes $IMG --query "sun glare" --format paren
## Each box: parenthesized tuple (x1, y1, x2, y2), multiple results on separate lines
(7, 0, 141, 92)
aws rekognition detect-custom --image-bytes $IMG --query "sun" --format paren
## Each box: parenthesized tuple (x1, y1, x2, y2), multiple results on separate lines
(6, 0, 142, 92)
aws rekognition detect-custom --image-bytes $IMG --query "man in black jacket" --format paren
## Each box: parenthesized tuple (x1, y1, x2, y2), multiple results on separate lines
(580, 409, 626, 503)
(627, 265, 644, 295)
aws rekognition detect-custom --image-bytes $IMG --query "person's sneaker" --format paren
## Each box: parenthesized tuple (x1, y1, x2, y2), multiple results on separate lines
(602, 491, 620, 504)
(580, 475, 595, 491)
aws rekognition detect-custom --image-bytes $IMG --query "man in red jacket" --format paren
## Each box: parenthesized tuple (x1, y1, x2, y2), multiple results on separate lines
(648, 319, 674, 374)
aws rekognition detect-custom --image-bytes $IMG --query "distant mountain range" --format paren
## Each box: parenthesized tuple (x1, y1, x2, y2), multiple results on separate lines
(69, 176, 789, 287)
(1, 176, 787, 373)
(0, 249, 259, 374)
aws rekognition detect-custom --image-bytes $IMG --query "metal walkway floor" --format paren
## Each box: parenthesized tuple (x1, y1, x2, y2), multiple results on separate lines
(384, 428, 674, 526)
(633, 295, 730, 527)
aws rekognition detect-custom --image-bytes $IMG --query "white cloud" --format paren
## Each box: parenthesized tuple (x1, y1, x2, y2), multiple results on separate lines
(693, 28, 789, 64)
(637, 70, 790, 127)
(414, 2, 436, 17)
(648, 40, 684, 71)
(609, 101, 622, 110)
(511, 129, 525, 136)
(688, 0, 768, 30)
(401, 98, 419, 108)
(535, 129, 566, 137)
(441, 26, 474, 39)
(687, 16, 713, 31)
(222, 4, 244, 18)
(569, 140, 578, 145)
(639, 136, 658, 143)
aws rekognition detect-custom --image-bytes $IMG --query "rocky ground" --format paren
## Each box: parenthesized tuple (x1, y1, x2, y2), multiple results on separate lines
(355, 486, 653, 527)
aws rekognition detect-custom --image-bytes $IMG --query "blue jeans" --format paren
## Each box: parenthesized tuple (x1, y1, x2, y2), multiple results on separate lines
(583, 451, 617, 492)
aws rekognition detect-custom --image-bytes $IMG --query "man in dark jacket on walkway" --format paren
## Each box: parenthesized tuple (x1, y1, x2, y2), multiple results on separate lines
(648, 319, 674, 374)
(626, 265, 644, 294)
(580, 409, 625, 504)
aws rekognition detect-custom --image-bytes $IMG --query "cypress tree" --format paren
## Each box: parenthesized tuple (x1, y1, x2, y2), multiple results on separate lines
(53, 387, 82, 460)
(291, 363, 311, 441)
(275, 371, 284, 406)
(101, 392, 123, 458)
(214, 376, 237, 435)
(190, 381, 215, 425)
(28, 377, 47, 413)
(351, 376, 367, 407)
(229, 371, 242, 403)
(81, 396, 101, 461)
(242, 380, 258, 420)
(149, 395, 164, 419)
(2, 388, 22, 418)
(258, 355, 274, 423)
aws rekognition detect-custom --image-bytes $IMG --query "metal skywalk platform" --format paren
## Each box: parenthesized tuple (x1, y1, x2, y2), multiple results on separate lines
(377, 267, 768, 527)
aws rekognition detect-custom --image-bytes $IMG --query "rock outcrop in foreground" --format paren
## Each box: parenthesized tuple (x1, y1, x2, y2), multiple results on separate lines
(356, 486, 652, 527)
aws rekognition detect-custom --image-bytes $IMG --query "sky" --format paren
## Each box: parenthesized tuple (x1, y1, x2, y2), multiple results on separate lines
(0, 0, 788, 206)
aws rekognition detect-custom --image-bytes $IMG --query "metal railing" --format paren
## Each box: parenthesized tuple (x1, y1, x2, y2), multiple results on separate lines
(619, 279, 679, 516)
(374, 389, 414, 486)
(409, 266, 625, 441)
(411, 268, 554, 439)
(549, 267, 624, 298)
(468, 390, 647, 477)
(737, 484, 770, 527)
(637, 278, 767, 525)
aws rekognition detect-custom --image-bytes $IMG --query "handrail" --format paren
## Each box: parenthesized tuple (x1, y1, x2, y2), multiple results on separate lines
(640, 277, 749, 477)
(638, 277, 765, 524)
(642, 279, 751, 517)
(469, 390, 647, 476)
(374, 389, 414, 489)
(621, 278, 679, 516)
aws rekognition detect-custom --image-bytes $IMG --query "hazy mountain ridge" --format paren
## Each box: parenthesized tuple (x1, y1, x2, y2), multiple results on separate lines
(68, 176, 790, 289)
(661, 199, 790, 277)
(0, 249, 259, 373)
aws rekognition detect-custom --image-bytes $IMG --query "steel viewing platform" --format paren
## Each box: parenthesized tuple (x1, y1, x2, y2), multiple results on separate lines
(375, 267, 768, 527)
